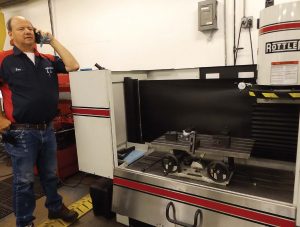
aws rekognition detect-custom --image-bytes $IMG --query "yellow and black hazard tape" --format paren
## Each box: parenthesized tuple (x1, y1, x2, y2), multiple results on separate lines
(249, 90, 300, 99)
(37, 194, 93, 227)
(248, 84, 300, 99)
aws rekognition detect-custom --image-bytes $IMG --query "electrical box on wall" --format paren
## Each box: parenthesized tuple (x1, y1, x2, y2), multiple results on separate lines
(198, 0, 218, 31)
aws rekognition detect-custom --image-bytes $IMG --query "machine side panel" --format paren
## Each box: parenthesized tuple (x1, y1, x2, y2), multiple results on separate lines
(73, 116, 114, 178)
(69, 70, 110, 108)
(69, 70, 116, 178)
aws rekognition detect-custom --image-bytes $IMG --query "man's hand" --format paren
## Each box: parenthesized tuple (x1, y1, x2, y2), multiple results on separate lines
(35, 28, 79, 72)
(0, 116, 11, 133)
(35, 29, 53, 44)
(40, 31, 54, 43)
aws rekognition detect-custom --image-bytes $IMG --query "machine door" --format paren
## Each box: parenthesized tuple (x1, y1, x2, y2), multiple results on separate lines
(69, 70, 117, 178)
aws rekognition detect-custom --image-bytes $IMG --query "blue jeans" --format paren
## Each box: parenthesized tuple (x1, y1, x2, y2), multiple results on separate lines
(4, 125, 62, 227)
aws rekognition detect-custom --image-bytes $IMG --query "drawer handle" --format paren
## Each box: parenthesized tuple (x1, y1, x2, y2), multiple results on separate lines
(166, 201, 203, 227)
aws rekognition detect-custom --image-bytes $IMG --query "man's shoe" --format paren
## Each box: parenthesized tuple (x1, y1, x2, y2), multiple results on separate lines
(48, 204, 79, 222)
(24, 223, 34, 227)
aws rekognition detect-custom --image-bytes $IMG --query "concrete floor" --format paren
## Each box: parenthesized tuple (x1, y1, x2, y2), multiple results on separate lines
(0, 160, 124, 227)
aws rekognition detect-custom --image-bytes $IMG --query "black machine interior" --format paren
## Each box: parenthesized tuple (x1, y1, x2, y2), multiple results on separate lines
(124, 77, 299, 162)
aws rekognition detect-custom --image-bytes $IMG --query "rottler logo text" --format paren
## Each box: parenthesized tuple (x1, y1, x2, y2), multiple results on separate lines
(265, 39, 300, 54)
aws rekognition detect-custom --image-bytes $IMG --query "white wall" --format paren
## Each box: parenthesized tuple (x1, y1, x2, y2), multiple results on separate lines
(51, 0, 226, 70)
(2, 0, 296, 71)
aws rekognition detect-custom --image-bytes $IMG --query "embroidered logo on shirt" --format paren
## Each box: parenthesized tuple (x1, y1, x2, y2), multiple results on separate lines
(45, 66, 54, 77)
(10, 67, 25, 74)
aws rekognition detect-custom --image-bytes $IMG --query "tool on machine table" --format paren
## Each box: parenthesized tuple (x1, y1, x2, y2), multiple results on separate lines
(150, 129, 254, 185)
(117, 146, 135, 160)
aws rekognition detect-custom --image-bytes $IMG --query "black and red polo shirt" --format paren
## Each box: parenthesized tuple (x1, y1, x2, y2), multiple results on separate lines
(0, 46, 67, 124)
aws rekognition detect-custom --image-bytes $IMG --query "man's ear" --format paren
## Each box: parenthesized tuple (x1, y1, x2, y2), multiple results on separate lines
(8, 31, 14, 46)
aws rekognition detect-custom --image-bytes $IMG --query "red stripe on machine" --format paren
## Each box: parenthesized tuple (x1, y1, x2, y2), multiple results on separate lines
(72, 107, 110, 117)
(260, 22, 300, 35)
(272, 61, 299, 65)
(114, 177, 295, 227)
(59, 87, 71, 92)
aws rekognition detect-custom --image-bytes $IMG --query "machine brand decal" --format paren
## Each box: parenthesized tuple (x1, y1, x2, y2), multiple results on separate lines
(72, 107, 110, 118)
(265, 40, 300, 54)
(259, 21, 300, 35)
(113, 177, 295, 227)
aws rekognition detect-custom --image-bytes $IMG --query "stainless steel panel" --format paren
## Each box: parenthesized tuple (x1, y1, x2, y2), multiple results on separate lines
(113, 167, 296, 219)
(113, 186, 267, 227)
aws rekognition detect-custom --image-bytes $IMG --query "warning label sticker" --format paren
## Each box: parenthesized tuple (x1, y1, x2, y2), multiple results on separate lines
(271, 61, 299, 85)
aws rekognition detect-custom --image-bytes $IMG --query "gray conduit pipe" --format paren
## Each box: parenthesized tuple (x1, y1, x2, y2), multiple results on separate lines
(48, 0, 54, 36)
(48, 0, 56, 55)
(243, 0, 246, 18)
(224, 0, 227, 65)
(233, 0, 236, 65)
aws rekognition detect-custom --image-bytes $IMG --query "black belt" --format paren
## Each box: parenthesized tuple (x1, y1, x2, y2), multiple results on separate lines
(10, 123, 50, 130)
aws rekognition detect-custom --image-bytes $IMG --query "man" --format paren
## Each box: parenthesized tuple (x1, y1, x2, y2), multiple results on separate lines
(0, 16, 80, 227)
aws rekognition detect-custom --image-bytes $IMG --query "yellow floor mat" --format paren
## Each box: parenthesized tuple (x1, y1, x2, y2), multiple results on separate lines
(37, 194, 93, 227)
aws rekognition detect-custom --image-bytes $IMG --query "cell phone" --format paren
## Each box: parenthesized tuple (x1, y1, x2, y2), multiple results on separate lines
(34, 29, 42, 44)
